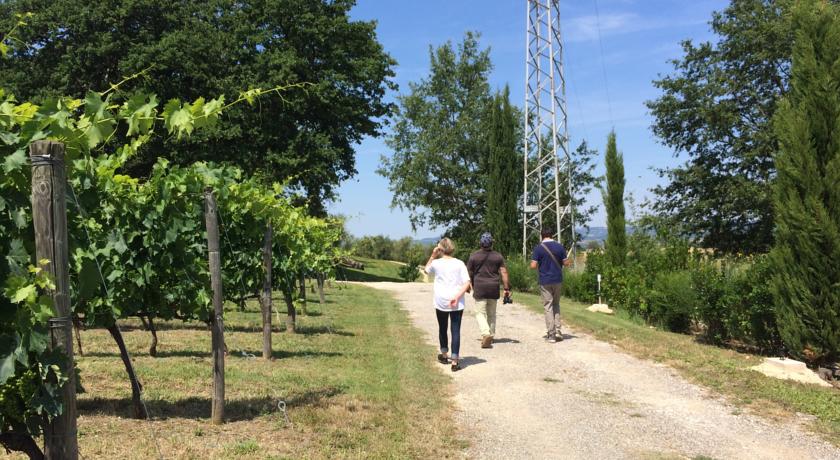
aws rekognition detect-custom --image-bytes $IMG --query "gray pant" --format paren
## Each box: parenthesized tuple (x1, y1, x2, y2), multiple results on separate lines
(540, 283, 562, 338)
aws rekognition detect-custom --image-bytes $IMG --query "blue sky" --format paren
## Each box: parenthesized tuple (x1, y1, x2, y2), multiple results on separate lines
(328, 0, 728, 239)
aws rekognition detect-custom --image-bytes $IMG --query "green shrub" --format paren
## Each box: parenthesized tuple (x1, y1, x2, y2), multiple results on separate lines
(691, 262, 731, 343)
(563, 270, 591, 303)
(729, 255, 781, 352)
(648, 270, 696, 333)
(505, 257, 538, 293)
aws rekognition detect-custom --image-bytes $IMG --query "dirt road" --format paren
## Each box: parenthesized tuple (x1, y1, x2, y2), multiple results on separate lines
(365, 282, 840, 460)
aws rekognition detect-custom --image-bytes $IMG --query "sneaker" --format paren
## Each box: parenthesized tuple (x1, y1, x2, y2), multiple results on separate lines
(556, 333, 564, 342)
(437, 353, 450, 364)
(481, 336, 493, 349)
(546, 336, 557, 343)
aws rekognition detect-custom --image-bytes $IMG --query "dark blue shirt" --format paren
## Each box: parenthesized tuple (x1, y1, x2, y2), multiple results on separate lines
(531, 240, 567, 285)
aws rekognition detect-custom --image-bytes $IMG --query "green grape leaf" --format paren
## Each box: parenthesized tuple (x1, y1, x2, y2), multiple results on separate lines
(11, 284, 36, 303)
(3, 148, 26, 173)
(0, 334, 20, 384)
(0, 130, 19, 145)
(77, 258, 100, 302)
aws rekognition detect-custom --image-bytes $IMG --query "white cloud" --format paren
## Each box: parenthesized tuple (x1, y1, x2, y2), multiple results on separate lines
(562, 13, 706, 43)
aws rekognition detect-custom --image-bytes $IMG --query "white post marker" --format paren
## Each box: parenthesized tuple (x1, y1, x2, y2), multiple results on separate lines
(587, 273, 614, 315)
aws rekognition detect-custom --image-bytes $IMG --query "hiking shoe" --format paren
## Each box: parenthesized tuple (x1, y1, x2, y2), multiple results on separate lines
(437, 353, 450, 364)
(546, 336, 557, 343)
(451, 362, 462, 372)
(481, 336, 493, 349)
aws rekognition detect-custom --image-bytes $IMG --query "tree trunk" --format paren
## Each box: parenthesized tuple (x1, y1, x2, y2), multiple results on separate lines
(298, 273, 307, 316)
(285, 289, 296, 333)
(316, 274, 326, 305)
(147, 316, 158, 357)
(0, 432, 44, 460)
(107, 325, 148, 419)
(73, 317, 84, 357)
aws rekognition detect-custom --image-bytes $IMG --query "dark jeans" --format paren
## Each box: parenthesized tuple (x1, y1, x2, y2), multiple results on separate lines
(436, 309, 464, 359)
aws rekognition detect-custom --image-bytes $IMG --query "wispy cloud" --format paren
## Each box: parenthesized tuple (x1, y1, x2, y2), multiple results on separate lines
(563, 13, 705, 43)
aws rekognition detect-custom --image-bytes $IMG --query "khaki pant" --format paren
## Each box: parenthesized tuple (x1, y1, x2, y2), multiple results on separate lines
(473, 298, 498, 338)
(540, 283, 562, 338)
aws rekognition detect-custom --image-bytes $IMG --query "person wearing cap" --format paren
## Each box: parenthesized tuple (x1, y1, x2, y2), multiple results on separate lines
(530, 226, 571, 343)
(466, 232, 510, 349)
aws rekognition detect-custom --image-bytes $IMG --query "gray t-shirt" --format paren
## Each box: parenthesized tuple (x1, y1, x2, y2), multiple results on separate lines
(467, 250, 506, 300)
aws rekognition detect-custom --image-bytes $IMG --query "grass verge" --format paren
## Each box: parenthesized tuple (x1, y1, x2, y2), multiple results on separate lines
(515, 292, 840, 446)
(17, 284, 460, 459)
(337, 256, 406, 282)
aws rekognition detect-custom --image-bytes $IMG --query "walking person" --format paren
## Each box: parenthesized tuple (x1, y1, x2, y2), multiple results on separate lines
(425, 238, 471, 371)
(530, 227, 571, 343)
(467, 232, 511, 349)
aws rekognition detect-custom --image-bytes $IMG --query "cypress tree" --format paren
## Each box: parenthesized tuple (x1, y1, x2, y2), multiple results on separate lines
(604, 131, 626, 267)
(770, 1, 840, 365)
(485, 86, 520, 255)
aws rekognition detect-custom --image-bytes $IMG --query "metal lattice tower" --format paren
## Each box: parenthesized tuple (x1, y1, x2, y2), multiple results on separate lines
(522, 0, 575, 257)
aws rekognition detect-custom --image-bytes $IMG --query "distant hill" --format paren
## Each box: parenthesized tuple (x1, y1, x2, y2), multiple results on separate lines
(414, 237, 440, 246)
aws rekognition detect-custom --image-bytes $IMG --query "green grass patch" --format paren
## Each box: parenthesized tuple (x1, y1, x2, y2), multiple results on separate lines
(337, 256, 407, 282)
(35, 284, 460, 459)
(516, 292, 840, 446)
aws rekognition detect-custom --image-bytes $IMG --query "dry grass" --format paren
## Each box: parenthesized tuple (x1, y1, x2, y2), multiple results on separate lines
(14, 284, 461, 459)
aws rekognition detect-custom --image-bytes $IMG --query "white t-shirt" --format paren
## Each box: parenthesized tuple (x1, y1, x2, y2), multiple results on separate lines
(426, 257, 470, 311)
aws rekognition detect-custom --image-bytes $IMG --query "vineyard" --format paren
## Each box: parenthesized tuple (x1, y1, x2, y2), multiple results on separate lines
(0, 31, 347, 456)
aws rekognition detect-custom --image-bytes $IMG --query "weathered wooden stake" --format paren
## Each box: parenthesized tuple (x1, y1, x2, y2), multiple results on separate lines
(204, 188, 225, 424)
(261, 224, 273, 360)
(30, 141, 78, 460)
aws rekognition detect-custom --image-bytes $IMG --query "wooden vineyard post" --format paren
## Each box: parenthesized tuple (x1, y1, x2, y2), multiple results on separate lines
(30, 141, 79, 460)
(261, 224, 273, 360)
(204, 188, 225, 424)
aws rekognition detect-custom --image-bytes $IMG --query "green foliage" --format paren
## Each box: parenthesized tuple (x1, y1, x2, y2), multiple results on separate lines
(379, 32, 493, 241)
(770, 0, 840, 365)
(604, 132, 626, 267)
(0, 0, 396, 213)
(504, 257, 538, 294)
(0, 79, 341, 442)
(647, 271, 696, 333)
(485, 86, 521, 256)
(646, 0, 793, 253)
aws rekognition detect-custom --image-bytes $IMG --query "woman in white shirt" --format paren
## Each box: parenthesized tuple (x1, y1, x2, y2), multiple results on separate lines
(424, 238, 471, 371)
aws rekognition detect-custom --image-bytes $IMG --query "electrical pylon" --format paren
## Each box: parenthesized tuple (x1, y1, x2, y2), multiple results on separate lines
(522, 0, 576, 258)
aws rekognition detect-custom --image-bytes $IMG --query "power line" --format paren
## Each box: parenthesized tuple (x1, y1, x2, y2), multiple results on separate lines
(592, 0, 614, 127)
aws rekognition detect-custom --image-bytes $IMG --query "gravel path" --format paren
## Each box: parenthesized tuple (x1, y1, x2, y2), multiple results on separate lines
(364, 282, 840, 460)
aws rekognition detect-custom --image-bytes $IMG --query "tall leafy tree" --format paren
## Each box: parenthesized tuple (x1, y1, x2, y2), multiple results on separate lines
(646, 0, 793, 252)
(379, 32, 492, 241)
(604, 132, 626, 266)
(485, 86, 521, 255)
(0, 0, 396, 214)
(770, 0, 840, 365)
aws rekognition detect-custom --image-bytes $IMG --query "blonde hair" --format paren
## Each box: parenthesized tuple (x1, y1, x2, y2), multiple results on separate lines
(437, 238, 456, 256)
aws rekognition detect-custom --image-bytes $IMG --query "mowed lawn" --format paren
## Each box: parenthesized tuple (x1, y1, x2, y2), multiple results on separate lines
(515, 292, 840, 447)
(17, 284, 461, 459)
(337, 257, 407, 283)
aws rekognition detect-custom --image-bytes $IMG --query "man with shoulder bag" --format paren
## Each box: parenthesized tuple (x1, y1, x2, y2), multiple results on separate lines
(530, 226, 571, 343)
(467, 232, 511, 349)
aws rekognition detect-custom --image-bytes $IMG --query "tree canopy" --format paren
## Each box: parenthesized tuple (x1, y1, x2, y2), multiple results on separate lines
(770, 0, 840, 365)
(379, 32, 492, 241)
(646, 0, 792, 252)
(0, 0, 396, 214)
